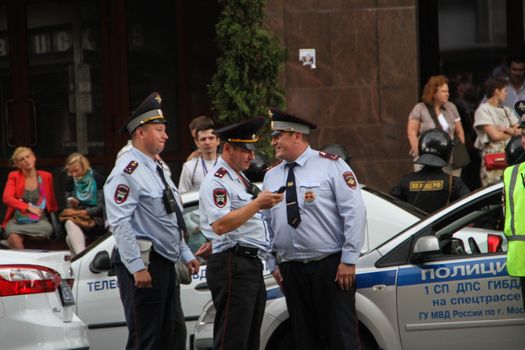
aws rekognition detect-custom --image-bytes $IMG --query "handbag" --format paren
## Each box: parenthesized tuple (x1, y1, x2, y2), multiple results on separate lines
(176, 260, 192, 285)
(484, 152, 507, 170)
(59, 208, 96, 229)
(451, 138, 471, 169)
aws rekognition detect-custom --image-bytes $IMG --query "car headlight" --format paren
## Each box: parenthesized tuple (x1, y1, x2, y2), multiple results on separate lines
(198, 301, 216, 325)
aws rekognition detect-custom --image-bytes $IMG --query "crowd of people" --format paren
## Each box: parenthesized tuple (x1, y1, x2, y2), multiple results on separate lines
(392, 57, 525, 214)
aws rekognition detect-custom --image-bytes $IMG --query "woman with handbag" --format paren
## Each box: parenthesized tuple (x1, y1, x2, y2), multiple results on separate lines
(2, 147, 58, 249)
(474, 76, 520, 186)
(62, 153, 106, 255)
(407, 75, 466, 176)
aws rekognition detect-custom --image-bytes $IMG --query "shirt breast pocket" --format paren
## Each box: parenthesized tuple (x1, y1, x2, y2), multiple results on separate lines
(231, 191, 252, 209)
(299, 181, 321, 207)
(141, 195, 166, 217)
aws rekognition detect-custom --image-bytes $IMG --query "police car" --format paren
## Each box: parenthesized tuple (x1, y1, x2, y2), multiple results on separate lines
(69, 184, 422, 349)
(0, 248, 89, 349)
(192, 182, 525, 350)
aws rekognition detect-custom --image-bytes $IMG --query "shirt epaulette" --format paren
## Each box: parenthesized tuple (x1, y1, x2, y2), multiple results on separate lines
(265, 160, 283, 172)
(214, 167, 228, 178)
(319, 151, 339, 160)
(123, 160, 139, 174)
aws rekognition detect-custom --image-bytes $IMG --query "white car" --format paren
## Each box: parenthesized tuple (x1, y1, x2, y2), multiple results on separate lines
(0, 249, 89, 350)
(193, 182, 525, 350)
(69, 185, 423, 349)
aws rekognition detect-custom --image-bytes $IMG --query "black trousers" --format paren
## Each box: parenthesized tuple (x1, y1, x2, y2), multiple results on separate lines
(206, 249, 266, 350)
(113, 249, 178, 350)
(279, 252, 361, 350)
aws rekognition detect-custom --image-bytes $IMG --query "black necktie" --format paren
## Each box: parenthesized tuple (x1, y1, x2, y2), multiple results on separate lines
(156, 164, 186, 239)
(286, 162, 301, 228)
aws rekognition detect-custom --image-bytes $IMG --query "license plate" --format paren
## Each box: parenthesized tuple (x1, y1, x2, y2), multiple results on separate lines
(58, 280, 75, 306)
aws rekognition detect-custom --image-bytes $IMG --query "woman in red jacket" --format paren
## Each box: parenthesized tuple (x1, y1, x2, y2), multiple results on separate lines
(2, 147, 58, 249)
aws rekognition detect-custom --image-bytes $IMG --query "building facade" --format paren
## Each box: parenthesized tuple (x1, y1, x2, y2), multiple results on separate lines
(0, 0, 522, 214)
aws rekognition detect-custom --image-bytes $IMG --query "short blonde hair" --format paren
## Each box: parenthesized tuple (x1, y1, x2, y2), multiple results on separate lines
(9, 147, 34, 168)
(64, 152, 91, 175)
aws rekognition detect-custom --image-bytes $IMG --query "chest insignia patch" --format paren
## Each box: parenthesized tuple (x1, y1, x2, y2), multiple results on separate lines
(213, 188, 228, 208)
(304, 191, 316, 203)
(343, 171, 357, 190)
(114, 184, 130, 204)
(123, 161, 139, 174)
(409, 180, 444, 192)
(319, 151, 339, 160)
(214, 167, 227, 178)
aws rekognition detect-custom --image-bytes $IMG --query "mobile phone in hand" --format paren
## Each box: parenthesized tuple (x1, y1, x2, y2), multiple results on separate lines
(274, 186, 287, 194)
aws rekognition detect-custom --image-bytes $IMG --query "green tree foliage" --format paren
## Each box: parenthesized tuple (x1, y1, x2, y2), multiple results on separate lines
(209, 0, 286, 137)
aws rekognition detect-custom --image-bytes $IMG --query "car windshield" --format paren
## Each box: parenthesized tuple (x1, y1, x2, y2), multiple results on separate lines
(362, 186, 427, 219)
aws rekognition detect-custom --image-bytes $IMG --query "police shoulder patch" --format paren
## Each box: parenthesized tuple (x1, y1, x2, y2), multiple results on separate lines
(213, 188, 228, 208)
(214, 167, 228, 178)
(123, 160, 139, 174)
(343, 171, 357, 190)
(114, 184, 130, 204)
(319, 151, 339, 160)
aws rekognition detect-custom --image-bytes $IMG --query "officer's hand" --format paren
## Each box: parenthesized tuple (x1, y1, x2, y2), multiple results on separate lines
(255, 191, 283, 210)
(133, 269, 152, 289)
(195, 242, 212, 259)
(272, 267, 284, 292)
(335, 263, 356, 291)
(187, 259, 200, 275)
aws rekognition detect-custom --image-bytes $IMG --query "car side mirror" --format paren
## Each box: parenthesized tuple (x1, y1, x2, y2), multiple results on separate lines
(411, 236, 441, 264)
(89, 250, 111, 274)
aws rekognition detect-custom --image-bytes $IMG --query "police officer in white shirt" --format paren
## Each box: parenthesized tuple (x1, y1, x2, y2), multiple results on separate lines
(263, 108, 366, 350)
(104, 92, 200, 350)
(199, 117, 283, 349)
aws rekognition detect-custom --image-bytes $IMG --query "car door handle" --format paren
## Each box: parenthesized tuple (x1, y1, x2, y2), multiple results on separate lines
(195, 282, 208, 290)
(372, 284, 387, 292)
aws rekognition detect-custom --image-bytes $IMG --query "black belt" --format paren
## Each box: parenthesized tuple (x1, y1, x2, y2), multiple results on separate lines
(228, 244, 260, 258)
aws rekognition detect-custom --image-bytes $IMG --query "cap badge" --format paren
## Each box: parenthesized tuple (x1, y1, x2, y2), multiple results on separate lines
(155, 95, 162, 104)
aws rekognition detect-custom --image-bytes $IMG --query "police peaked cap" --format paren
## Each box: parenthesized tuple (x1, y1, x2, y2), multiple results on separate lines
(514, 100, 525, 128)
(120, 92, 168, 134)
(268, 108, 317, 136)
(212, 117, 265, 151)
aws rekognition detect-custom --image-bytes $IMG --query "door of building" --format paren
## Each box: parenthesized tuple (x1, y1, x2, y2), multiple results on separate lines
(0, 0, 190, 220)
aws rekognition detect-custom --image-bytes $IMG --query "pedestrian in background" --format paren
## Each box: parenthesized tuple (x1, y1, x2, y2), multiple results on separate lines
(199, 117, 283, 349)
(104, 92, 199, 349)
(2, 147, 59, 249)
(62, 152, 106, 255)
(474, 76, 520, 186)
(407, 75, 466, 176)
(179, 119, 220, 193)
(263, 108, 366, 350)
